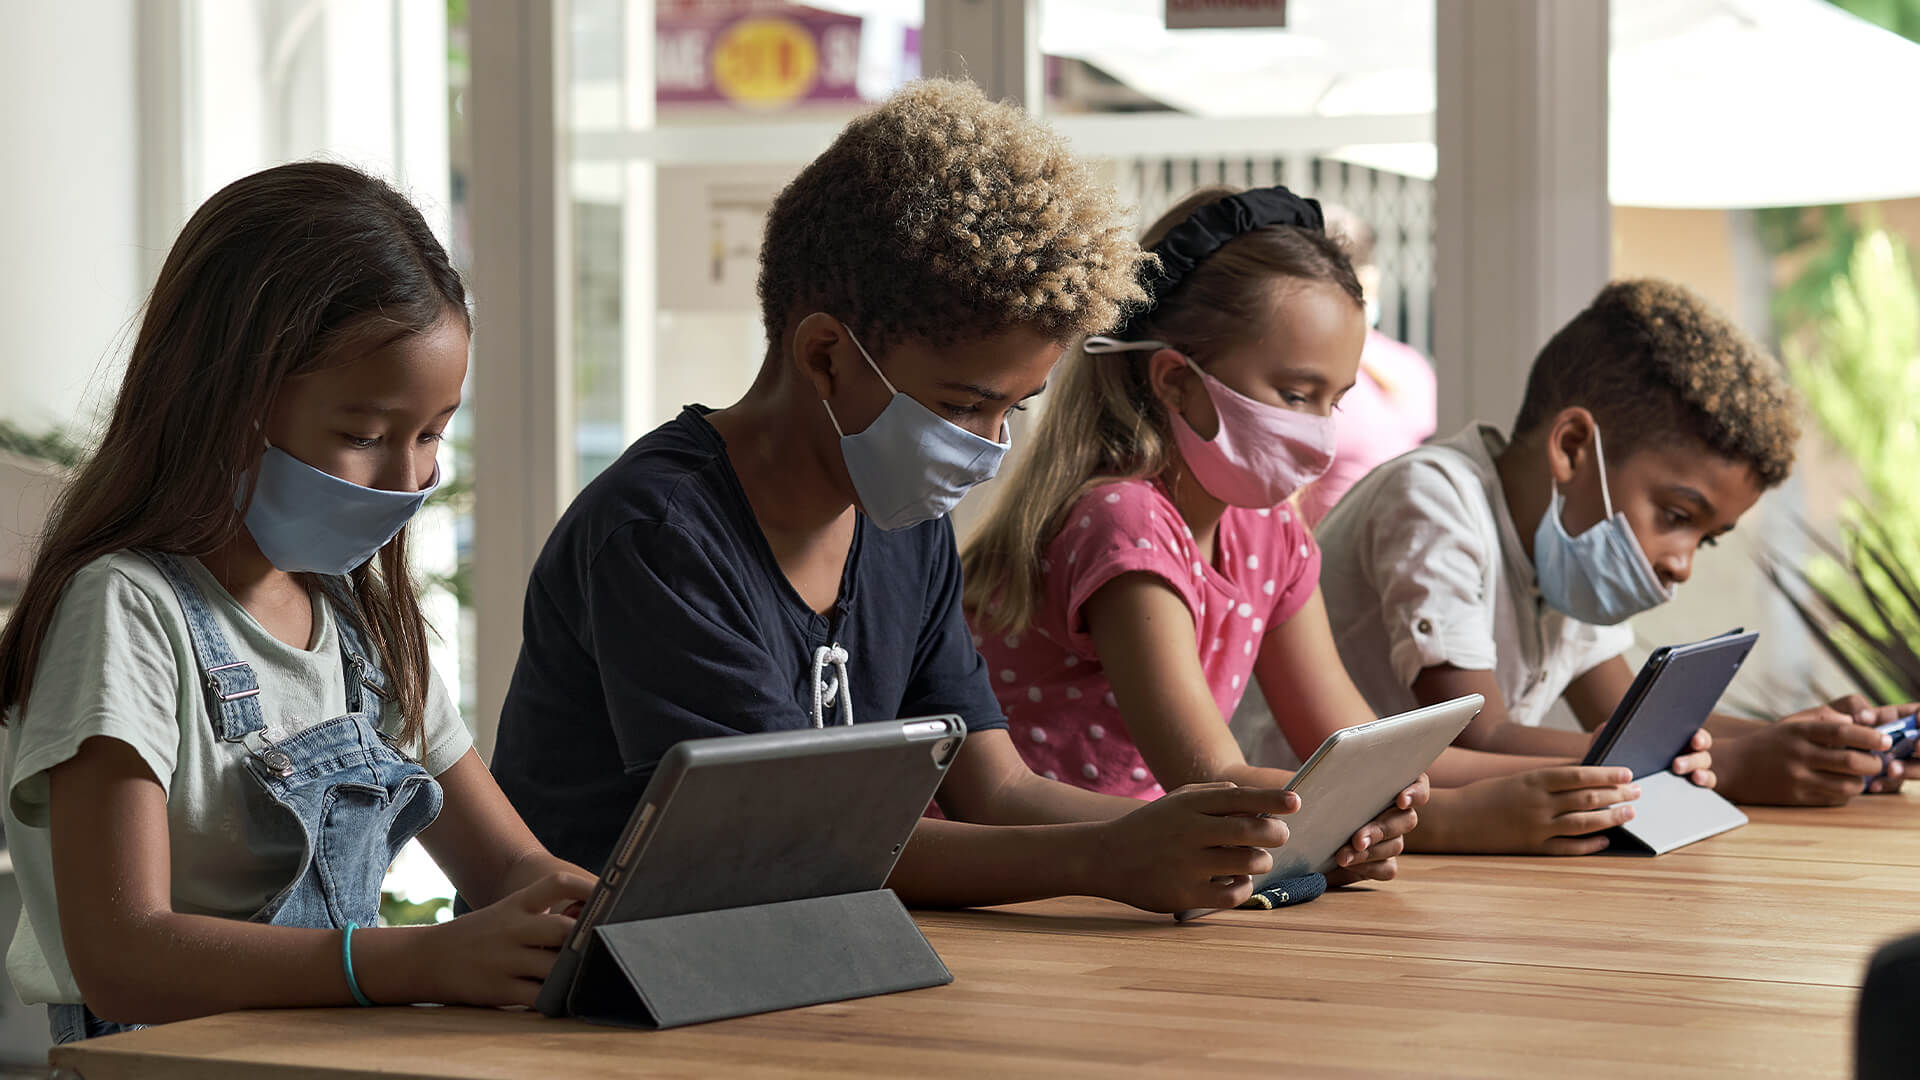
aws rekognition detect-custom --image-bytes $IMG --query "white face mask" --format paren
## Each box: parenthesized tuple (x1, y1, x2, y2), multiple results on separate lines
(1532, 424, 1674, 625)
(821, 323, 1011, 531)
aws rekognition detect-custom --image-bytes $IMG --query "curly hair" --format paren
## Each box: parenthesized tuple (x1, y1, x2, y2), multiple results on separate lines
(757, 79, 1149, 349)
(1513, 279, 1800, 488)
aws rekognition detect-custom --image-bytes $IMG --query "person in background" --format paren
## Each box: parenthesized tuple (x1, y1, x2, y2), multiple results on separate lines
(1296, 204, 1436, 527)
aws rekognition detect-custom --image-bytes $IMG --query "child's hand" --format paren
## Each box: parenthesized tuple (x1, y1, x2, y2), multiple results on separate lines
(1418, 767, 1638, 855)
(1712, 703, 1893, 805)
(1326, 774, 1428, 885)
(1672, 728, 1716, 788)
(1091, 783, 1297, 913)
(1825, 694, 1917, 794)
(416, 871, 597, 1007)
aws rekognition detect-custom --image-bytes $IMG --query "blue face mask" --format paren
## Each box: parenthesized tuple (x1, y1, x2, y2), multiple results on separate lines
(821, 324, 1011, 531)
(241, 445, 440, 575)
(1532, 425, 1673, 625)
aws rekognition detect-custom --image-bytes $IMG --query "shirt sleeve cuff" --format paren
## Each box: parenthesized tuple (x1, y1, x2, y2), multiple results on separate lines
(1387, 614, 1499, 688)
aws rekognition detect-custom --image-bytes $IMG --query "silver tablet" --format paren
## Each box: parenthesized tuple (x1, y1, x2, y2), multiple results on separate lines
(1266, 694, 1481, 880)
(1177, 695, 1481, 922)
(536, 716, 966, 1017)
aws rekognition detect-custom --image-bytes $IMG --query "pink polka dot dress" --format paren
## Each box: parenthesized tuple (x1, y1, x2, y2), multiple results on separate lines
(971, 478, 1321, 799)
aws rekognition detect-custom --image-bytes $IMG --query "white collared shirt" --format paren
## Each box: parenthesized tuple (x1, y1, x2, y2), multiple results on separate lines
(1232, 424, 1632, 770)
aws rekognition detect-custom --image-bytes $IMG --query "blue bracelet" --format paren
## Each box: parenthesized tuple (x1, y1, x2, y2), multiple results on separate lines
(342, 921, 375, 1007)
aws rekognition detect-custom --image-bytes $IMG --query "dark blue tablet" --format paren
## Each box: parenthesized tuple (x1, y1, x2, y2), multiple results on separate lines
(1582, 630, 1758, 779)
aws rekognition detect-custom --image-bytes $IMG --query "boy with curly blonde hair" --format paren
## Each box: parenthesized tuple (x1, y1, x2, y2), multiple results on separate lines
(1237, 279, 1912, 846)
(492, 81, 1325, 913)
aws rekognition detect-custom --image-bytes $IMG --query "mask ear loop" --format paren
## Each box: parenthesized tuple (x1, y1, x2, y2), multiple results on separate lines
(841, 324, 899, 395)
(820, 320, 897, 438)
(1590, 423, 1616, 521)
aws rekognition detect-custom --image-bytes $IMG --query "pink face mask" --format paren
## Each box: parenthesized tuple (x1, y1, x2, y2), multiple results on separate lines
(1084, 337, 1338, 508)
(1172, 357, 1336, 507)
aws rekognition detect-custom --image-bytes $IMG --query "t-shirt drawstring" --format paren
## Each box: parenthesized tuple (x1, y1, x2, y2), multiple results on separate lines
(810, 643, 853, 728)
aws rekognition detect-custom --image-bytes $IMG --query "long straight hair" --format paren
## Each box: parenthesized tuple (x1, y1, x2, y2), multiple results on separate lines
(961, 185, 1363, 635)
(0, 162, 468, 749)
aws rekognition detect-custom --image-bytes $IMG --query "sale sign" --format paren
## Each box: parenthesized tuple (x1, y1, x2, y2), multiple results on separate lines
(657, 9, 865, 108)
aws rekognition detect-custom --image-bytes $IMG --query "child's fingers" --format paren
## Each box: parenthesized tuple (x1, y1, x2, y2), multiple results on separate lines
(1538, 766, 1635, 792)
(515, 871, 599, 913)
(1803, 718, 1891, 753)
(1341, 855, 1398, 881)
(1178, 785, 1300, 819)
(1689, 728, 1713, 751)
(1687, 768, 1717, 789)
(505, 944, 565, 981)
(1541, 834, 1612, 856)
(1370, 806, 1419, 842)
(1363, 836, 1405, 862)
(1671, 750, 1712, 775)
(1207, 812, 1289, 850)
(1551, 803, 1634, 837)
(1398, 774, 1432, 809)
(1204, 844, 1274, 880)
(516, 912, 577, 950)
(1553, 783, 1638, 814)
(501, 977, 544, 1009)
(1806, 744, 1884, 778)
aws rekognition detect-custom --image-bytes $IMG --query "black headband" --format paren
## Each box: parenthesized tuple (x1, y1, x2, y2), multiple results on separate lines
(1114, 185, 1326, 339)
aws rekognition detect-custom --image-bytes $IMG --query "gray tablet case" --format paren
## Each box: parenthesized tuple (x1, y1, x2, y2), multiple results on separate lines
(546, 717, 966, 1028)
(1583, 631, 1754, 855)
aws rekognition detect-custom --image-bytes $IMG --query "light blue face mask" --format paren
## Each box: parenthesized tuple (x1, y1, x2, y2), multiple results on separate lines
(240, 445, 441, 576)
(1532, 425, 1673, 625)
(822, 324, 1011, 531)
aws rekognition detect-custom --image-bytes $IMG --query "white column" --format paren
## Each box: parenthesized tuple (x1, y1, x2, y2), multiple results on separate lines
(622, 0, 660, 443)
(0, 0, 142, 432)
(1433, 0, 1611, 436)
(919, 0, 1040, 107)
(470, 0, 574, 759)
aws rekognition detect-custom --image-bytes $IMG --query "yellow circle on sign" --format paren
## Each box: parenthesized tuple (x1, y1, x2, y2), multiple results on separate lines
(711, 17, 820, 109)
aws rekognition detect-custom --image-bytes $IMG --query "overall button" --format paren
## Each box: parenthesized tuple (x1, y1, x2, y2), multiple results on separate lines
(261, 749, 295, 776)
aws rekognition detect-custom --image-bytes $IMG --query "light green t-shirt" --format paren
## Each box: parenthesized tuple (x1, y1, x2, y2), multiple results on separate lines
(1, 553, 472, 1006)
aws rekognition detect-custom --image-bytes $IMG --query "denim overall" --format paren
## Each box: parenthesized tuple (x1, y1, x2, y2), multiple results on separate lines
(49, 552, 443, 1043)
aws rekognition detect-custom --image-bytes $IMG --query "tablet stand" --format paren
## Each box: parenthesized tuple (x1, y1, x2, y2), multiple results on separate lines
(1603, 770, 1748, 855)
(564, 889, 951, 1029)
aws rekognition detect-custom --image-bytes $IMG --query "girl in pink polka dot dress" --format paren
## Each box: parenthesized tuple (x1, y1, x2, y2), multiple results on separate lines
(962, 184, 1425, 883)
(975, 483, 1316, 800)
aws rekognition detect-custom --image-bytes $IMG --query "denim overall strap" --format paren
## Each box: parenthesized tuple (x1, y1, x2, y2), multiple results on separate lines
(136, 551, 267, 742)
(315, 577, 392, 719)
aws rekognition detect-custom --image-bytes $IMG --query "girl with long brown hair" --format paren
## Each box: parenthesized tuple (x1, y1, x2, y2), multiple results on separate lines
(962, 185, 1696, 863)
(0, 162, 592, 1042)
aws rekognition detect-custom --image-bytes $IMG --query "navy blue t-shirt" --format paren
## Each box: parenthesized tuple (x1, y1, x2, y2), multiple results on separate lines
(491, 405, 1009, 873)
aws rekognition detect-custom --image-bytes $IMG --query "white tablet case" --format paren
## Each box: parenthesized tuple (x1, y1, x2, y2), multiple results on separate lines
(1604, 770, 1748, 855)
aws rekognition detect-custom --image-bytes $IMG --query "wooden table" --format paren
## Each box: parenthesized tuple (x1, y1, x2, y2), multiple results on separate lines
(50, 798, 1920, 1079)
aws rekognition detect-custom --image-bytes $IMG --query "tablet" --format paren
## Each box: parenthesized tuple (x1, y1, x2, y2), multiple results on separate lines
(1176, 694, 1482, 922)
(536, 716, 966, 1017)
(1582, 630, 1756, 779)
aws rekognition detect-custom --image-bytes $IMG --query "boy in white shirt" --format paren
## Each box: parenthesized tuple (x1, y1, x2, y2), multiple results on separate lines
(1242, 279, 1909, 815)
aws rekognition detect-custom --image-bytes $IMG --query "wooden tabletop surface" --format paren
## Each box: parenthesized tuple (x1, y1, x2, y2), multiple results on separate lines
(50, 797, 1920, 1079)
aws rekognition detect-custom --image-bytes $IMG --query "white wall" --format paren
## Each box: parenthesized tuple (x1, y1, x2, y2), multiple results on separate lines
(0, 0, 143, 433)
